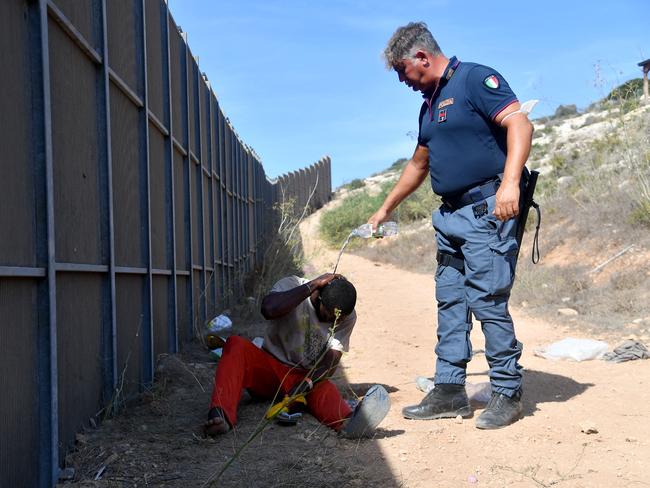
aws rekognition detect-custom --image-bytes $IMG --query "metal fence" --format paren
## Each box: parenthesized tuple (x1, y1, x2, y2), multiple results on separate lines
(0, 1, 331, 486)
(273, 157, 332, 217)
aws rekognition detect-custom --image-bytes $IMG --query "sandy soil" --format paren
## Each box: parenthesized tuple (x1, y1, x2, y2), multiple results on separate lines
(60, 205, 650, 488)
(301, 206, 650, 488)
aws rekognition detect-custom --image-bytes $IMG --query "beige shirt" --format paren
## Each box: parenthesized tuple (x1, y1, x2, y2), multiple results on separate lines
(262, 276, 356, 369)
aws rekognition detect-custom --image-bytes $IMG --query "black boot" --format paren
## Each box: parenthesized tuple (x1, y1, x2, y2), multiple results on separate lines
(475, 390, 522, 429)
(402, 384, 472, 420)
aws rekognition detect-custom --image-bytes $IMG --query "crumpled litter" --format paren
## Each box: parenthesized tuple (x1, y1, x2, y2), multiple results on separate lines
(415, 376, 434, 393)
(208, 314, 232, 333)
(415, 377, 492, 403)
(602, 340, 649, 363)
(534, 337, 609, 361)
(205, 314, 233, 361)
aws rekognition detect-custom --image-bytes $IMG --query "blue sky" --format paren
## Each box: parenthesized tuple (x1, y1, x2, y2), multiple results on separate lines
(168, 0, 649, 187)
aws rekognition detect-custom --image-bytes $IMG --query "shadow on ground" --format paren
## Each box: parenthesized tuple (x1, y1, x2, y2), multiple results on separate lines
(522, 369, 594, 416)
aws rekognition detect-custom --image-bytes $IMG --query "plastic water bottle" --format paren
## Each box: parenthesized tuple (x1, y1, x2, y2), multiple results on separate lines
(204, 314, 232, 350)
(352, 222, 398, 238)
(333, 221, 399, 273)
(377, 221, 398, 237)
(351, 223, 373, 238)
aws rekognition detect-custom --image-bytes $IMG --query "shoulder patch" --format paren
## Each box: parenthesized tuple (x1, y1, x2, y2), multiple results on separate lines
(438, 97, 454, 109)
(483, 75, 499, 89)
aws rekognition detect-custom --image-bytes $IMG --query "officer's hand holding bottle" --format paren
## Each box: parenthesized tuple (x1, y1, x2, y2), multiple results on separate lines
(368, 207, 390, 234)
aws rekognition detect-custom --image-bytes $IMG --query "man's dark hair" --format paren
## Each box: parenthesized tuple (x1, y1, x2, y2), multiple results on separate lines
(320, 278, 356, 316)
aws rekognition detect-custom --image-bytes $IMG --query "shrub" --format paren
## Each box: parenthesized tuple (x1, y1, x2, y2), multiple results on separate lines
(342, 178, 366, 191)
(554, 104, 578, 118)
(319, 186, 391, 247)
(629, 202, 650, 227)
(389, 158, 408, 172)
(581, 115, 604, 127)
(549, 154, 567, 173)
(590, 133, 622, 154)
(601, 78, 643, 115)
(606, 78, 643, 101)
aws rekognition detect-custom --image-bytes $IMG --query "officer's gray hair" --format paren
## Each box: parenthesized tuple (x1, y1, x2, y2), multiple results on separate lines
(383, 21, 441, 70)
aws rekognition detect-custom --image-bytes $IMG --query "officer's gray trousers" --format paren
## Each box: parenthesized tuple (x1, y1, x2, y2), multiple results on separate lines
(432, 194, 523, 396)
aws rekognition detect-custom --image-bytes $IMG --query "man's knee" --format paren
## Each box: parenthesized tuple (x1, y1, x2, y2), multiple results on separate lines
(309, 379, 336, 397)
(468, 297, 510, 322)
(223, 335, 250, 353)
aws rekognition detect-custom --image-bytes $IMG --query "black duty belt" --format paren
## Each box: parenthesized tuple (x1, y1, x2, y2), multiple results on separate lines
(436, 251, 464, 272)
(441, 178, 501, 210)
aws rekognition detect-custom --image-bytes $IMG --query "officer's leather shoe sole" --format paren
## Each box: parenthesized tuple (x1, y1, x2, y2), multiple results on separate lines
(402, 386, 472, 420)
(475, 391, 523, 429)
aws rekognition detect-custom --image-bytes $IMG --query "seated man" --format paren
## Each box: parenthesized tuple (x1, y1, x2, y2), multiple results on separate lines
(204, 273, 390, 438)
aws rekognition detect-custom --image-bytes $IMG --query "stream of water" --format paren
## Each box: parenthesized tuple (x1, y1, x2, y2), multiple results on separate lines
(332, 231, 355, 274)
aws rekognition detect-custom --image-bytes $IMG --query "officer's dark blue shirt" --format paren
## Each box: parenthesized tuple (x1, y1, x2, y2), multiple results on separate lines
(417, 56, 518, 197)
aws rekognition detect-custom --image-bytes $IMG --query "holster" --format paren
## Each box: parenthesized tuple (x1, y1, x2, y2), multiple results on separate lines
(516, 169, 541, 263)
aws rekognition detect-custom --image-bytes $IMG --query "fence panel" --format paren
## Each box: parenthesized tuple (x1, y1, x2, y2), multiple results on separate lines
(0, 279, 40, 488)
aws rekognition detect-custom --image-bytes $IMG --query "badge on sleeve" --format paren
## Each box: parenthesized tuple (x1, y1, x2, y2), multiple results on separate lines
(438, 97, 454, 109)
(483, 75, 499, 89)
(438, 109, 447, 123)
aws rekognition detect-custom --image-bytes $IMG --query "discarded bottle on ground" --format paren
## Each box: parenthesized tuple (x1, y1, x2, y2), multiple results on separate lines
(205, 313, 232, 350)
(352, 221, 398, 239)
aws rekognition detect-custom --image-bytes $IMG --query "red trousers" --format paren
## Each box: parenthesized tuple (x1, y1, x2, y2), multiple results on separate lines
(210, 336, 352, 431)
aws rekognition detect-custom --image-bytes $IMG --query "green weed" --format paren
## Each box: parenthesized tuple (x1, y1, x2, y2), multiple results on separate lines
(341, 178, 366, 191)
(549, 154, 567, 173)
(319, 186, 391, 247)
(629, 200, 650, 227)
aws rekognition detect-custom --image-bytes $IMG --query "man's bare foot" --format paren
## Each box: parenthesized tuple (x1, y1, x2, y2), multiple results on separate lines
(204, 408, 231, 437)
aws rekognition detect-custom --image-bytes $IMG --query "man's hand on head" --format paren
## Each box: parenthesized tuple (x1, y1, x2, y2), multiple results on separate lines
(310, 273, 342, 291)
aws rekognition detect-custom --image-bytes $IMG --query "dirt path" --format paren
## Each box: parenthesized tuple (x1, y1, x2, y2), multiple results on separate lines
(301, 206, 650, 487)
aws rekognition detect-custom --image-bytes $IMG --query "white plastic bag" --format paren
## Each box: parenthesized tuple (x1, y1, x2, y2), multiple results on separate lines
(415, 377, 492, 403)
(208, 314, 232, 333)
(415, 376, 434, 393)
(534, 337, 609, 361)
(208, 348, 223, 360)
(205, 314, 233, 350)
(466, 382, 492, 403)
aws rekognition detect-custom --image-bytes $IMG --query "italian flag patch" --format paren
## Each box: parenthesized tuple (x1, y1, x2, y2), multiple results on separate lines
(484, 75, 499, 89)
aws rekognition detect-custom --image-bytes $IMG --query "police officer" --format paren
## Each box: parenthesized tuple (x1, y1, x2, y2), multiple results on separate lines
(368, 22, 533, 429)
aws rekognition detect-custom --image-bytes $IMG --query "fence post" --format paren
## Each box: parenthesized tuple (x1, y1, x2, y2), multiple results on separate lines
(133, 0, 155, 388)
(162, 1, 179, 353)
(32, 2, 59, 485)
